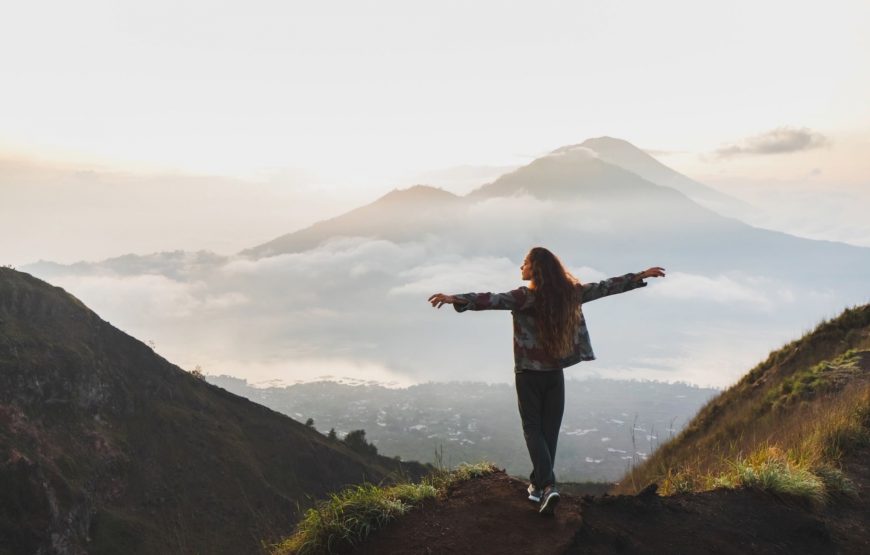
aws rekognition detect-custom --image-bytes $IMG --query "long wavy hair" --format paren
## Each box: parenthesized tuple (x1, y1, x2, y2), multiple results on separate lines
(527, 247, 581, 358)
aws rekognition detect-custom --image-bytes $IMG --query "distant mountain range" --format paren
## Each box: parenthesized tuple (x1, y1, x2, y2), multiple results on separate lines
(240, 136, 865, 282)
(22, 136, 870, 388)
(0, 268, 426, 554)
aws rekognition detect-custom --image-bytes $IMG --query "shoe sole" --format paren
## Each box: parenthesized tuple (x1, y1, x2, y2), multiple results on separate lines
(528, 494, 541, 503)
(539, 492, 560, 515)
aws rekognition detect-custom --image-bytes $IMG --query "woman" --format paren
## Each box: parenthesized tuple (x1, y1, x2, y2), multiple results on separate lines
(428, 247, 665, 515)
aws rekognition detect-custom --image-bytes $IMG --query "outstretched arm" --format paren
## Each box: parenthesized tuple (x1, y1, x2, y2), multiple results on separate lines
(428, 288, 532, 312)
(580, 266, 665, 304)
(428, 293, 465, 309)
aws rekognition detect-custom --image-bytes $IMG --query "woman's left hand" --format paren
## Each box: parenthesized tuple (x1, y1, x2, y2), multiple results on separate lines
(637, 267, 666, 280)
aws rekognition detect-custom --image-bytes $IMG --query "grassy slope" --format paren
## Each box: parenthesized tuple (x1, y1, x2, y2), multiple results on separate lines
(0, 268, 426, 555)
(615, 303, 870, 496)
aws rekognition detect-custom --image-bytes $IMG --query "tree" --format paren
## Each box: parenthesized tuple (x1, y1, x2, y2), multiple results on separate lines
(190, 365, 206, 380)
(342, 429, 378, 456)
(327, 428, 337, 440)
(305, 418, 315, 428)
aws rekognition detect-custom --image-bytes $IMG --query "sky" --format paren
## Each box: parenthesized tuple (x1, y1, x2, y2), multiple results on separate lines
(2, 1, 869, 179)
(2, 2, 869, 388)
(3, 1, 870, 265)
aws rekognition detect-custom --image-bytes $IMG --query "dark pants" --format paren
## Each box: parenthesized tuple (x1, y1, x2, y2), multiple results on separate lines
(515, 369, 565, 489)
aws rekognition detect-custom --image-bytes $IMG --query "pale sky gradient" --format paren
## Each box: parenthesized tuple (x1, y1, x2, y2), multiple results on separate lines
(2, 1, 870, 266)
(2, 1, 869, 185)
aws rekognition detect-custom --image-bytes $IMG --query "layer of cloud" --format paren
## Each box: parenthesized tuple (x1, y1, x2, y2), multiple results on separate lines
(713, 127, 829, 158)
(29, 228, 852, 390)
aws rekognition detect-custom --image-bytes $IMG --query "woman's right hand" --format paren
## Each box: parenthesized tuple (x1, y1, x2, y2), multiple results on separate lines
(428, 293, 458, 309)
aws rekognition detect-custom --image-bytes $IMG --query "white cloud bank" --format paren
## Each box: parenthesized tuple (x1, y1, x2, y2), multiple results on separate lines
(32, 228, 854, 390)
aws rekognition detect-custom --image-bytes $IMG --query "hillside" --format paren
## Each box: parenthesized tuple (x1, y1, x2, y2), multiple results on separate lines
(617, 303, 870, 495)
(285, 304, 870, 554)
(0, 268, 426, 555)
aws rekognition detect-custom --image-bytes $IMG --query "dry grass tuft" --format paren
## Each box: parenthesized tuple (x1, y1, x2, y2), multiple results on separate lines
(271, 462, 497, 555)
(617, 304, 870, 503)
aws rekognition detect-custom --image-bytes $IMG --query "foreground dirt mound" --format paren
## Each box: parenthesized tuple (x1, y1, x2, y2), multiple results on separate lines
(352, 471, 583, 555)
(351, 454, 870, 555)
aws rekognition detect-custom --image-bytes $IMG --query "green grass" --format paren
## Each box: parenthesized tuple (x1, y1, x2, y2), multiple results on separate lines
(616, 304, 870, 502)
(648, 384, 868, 504)
(729, 449, 826, 504)
(424, 461, 497, 491)
(764, 349, 862, 410)
(271, 462, 497, 555)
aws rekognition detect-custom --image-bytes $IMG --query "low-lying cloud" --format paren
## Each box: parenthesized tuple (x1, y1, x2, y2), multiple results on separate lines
(29, 229, 841, 389)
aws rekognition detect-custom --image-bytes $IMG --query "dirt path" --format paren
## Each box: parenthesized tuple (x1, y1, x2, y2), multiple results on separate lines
(350, 451, 870, 555)
(351, 471, 582, 554)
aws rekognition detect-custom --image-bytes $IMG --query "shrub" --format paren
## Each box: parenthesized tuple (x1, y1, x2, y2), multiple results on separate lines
(342, 429, 378, 456)
(275, 484, 410, 555)
(813, 465, 857, 497)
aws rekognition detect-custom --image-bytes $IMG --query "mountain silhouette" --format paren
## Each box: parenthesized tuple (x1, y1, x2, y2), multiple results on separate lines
(242, 185, 464, 259)
(239, 138, 866, 283)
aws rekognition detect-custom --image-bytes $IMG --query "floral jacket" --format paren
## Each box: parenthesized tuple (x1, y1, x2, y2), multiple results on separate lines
(452, 273, 647, 372)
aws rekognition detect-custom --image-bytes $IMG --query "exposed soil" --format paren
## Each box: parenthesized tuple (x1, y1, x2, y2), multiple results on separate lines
(351, 449, 870, 555)
(352, 471, 583, 555)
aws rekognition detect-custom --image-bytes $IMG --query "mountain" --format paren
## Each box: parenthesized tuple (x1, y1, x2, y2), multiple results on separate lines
(245, 145, 727, 260)
(241, 185, 464, 259)
(573, 136, 750, 217)
(466, 145, 691, 202)
(0, 268, 426, 555)
(240, 139, 867, 281)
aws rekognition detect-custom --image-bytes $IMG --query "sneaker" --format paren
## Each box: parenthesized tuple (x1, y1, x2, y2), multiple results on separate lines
(539, 486, 560, 515)
(527, 484, 542, 503)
